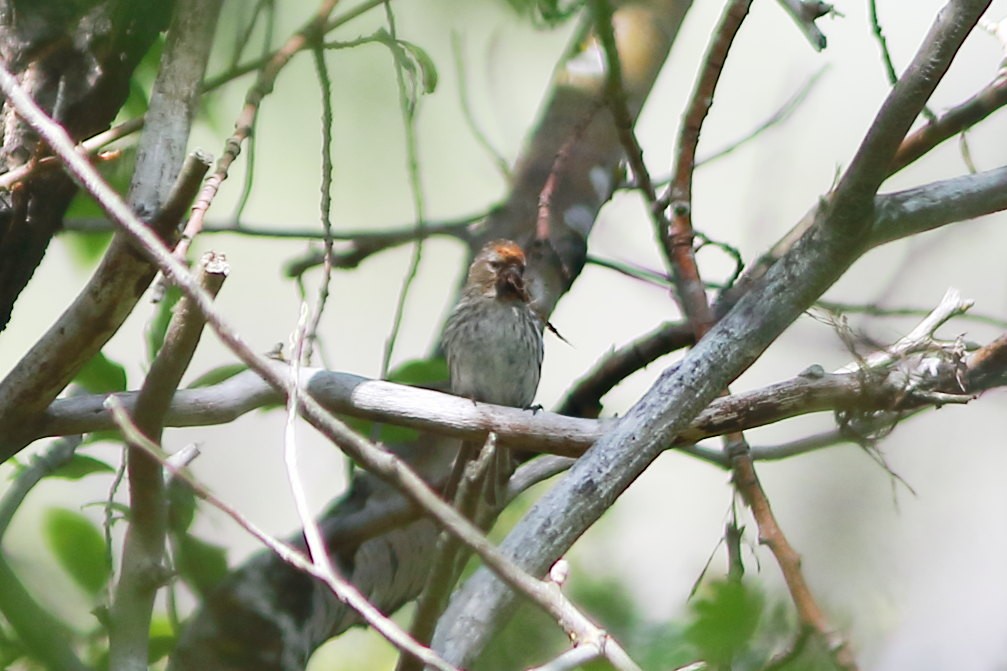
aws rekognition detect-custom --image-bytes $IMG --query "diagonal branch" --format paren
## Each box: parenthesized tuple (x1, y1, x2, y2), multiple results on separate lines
(430, 3, 992, 666)
(890, 64, 1007, 174)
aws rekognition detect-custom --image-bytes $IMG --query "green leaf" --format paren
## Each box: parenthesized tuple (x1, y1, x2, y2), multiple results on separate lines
(397, 39, 438, 94)
(371, 29, 438, 112)
(74, 351, 127, 394)
(50, 454, 115, 481)
(186, 363, 248, 388)
(174, 533, 228, 597)
(387, 357, 448, 386)
(167, 480, 196, 534)
(43, 508, 110, 596)
(147, 617, 176, 663)
(685, 580, 764, 666)
(146, 285, 182, 362)
(82, 429, 125, 446)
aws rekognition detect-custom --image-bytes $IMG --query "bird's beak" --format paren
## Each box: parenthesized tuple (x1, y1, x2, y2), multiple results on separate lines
(497, 265, 529, 301)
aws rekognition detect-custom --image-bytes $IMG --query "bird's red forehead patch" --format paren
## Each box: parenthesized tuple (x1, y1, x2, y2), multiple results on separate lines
(491, 240, 526, 264)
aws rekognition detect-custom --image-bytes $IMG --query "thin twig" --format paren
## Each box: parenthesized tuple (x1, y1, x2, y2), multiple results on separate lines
(227, 0, 277, 224)
(868, 0, 937, 122)
(868, 0, 899, 87)
(834, 288, 972, 373)
(304, 43, 336, 364)
(559, 319, 694, 418)
(175, 0, 344, 261)
(816, 297, 1007, 329)
(730, 451, 855, 668)
(65, 210, 482, 246)
(381, 0, 429, 380)
(660, 0, 752, 328)
(200, 0, 389, 93)
(451, 32, 511, 180)
(535, 100, 604, 243)
(285, 303, 334, 570)
(398, 434, 499, 671)
(634, 68, 827, 191)
(775, 0, 832, 51)
(0, 117, 144, 190)
(697, 67, 826, 168)
(227, 0, 273, 68)
(890, 67, 1007, 174)
(593, 0, 659, 205)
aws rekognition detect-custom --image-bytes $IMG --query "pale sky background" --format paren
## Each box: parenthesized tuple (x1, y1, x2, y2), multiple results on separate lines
(2, 0, 1007, 669)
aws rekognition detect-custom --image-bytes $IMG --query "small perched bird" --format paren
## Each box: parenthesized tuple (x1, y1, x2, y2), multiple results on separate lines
(442, 239, 545, 504)
(443, 239, 544, 408)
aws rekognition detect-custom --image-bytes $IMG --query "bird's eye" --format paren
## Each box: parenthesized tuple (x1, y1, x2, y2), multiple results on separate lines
(488, 259, 502, 269)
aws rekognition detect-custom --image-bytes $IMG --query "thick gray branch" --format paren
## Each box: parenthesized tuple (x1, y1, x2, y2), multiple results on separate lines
(27, 357, 984, 464)
(871, 165, 1007, 247)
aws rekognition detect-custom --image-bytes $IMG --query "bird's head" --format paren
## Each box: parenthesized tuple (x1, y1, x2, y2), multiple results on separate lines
(465, 239, 530, 302)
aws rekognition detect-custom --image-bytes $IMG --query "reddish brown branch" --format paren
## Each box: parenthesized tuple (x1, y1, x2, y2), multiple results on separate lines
(890, 68, 1007, 174)
(730, 453, 858, 670)
(662, 0, 753, 330)
(0, 118, 143, 190)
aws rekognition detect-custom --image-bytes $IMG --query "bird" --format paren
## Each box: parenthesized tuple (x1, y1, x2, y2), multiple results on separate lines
(442, 239, 545, 507)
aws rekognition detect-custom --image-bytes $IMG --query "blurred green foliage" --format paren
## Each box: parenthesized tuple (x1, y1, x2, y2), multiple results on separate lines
(474, 572, 843, 670)
(73, 351, 128, 395)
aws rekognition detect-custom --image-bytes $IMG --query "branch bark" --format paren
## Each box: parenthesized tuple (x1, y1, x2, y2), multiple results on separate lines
(0, 0, 176, 330)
